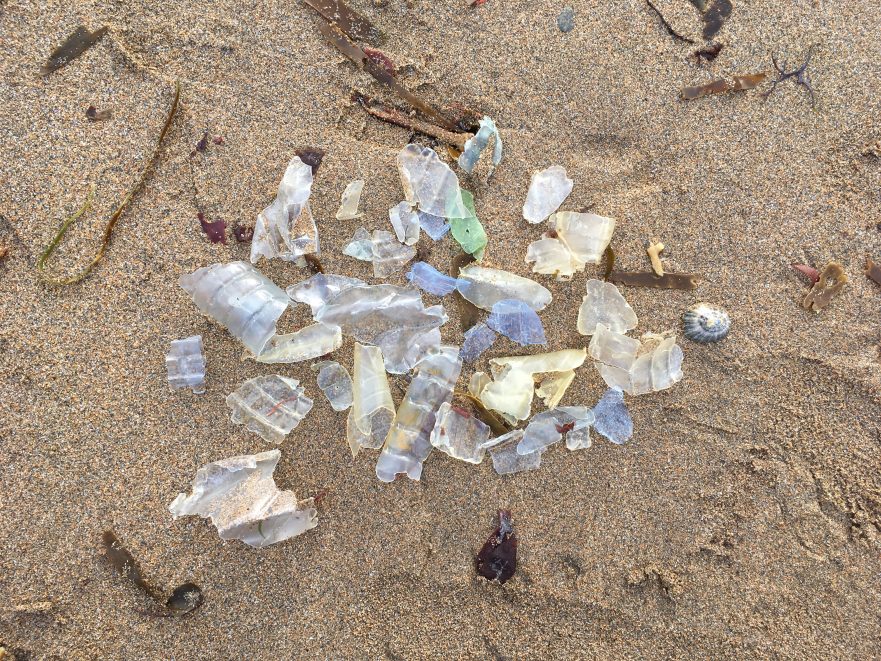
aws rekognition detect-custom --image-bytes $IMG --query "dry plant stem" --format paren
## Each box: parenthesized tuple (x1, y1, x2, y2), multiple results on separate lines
(762, 46, 817, 106)
(36, 81, 180, 286)
(355, 94, 471, 149)
(644, 0, 695, 44)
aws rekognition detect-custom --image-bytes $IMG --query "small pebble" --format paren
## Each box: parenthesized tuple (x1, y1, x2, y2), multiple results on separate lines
(557, 7, 575, 33)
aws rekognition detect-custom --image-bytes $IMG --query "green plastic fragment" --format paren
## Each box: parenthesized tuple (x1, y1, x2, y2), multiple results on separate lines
(449, 189, 487, 261)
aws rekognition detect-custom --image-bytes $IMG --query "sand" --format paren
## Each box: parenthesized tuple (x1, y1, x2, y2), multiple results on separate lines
(2, 0, 881, 658)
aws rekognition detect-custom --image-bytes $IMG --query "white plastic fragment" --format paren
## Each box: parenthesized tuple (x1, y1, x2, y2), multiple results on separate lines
(347, 343, 395, 456)
(226, 375, 313, 443)
(286, 273, 365, 315)
(253, 323, 342, 364)
(168, 449, 317, 548)
(397, 144, 469, 219)
(489, 349, 587, 377)
(389, 201, 421, 245)
(336, 180, 365, 220)
(516, 406, 594, 455)
(312, 360, 354, 412)
(458, 116, 503, 174)
(475, 368, 535, 421)
(166, 335, 206, 394)
(522, 165, 573, 224)
(480, 430, 541, 475)
(577, 279, 638, 335)
(590, 327, 684, 395)
(535, 370, 575, 409)
(180, 261, 289, 356)
(343, 228, 416, 277)
(587, 323, 640, 371)
(429, 402, 491, 464)
(553, 211, 615, 264)
(456, 264, 553, 311)
(525, 237, 581, 280)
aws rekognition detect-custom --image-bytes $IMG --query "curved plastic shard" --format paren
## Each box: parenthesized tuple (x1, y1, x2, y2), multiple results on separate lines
(371, 230, 417, 277)
(456, 264, 552, 311)
(166, 335, 206, 394)
(251, 156, 318, 263)
(376, 346, 463, 482)
(592, 388, 633, 444)
(459, 323, 498, 362)
(591, 327, 684, 395)
(347, 343, 394, 455)
(535, 370, 575, 409)
(226, 375, 313, 443)
(168, 449, 317, 548)
(312, 360, 354, 412)
(449, 188, 488, 260)
(389, 201, 421, 245)
(480, 430, 541, 475)
(525, 236, 581, 280)
(180, 261, 288, 356)
(516, 406, 594, 455)
(343, 227, 375, 261)
(253, 323, 342, 363)
(407, 261, 462, 296)
(587, 323, 640, 371)
(486, 299, 547, 346)
(397, 144, 469, 219)
(522, 165, 573, 224)
(489, 348, 586, 377)
(478, 368, 535, 421)
(458, 116, 503, 174)
(336, 179, 365, 220)
(287, 273, 365, 315)
(577, 279, 638, 335)
(417, 210, 450, 240)
(553, 211, 615, 265)
(430, 402, 491, 463)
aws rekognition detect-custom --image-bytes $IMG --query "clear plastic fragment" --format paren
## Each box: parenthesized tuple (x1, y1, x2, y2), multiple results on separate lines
(458, 116, 503, 174)
(525, 237, 581, 280)
(343, 227, 376, 261)
(166, 335, 206, 394)
(480, 430, 541, 475)
(418, 210, 450, 240)
(389, 201, 421, 245)
(588, 323, 640, 371)
(376, 346, 463, 482)
(486, 299, 547, 346)
(286, 273, 365, 315)
(459, 323, 498, 362)
(430, 402, 491, 464)
(477, 368, 535, 421)
(577, 279, 638, 335)
(347, 343, 394, 455)
(456, 264, 552, 312)
(489, 349, 586, 377)
(553, 211, 615, 265)
(253, 323, 342, 363)
(180, 261, 288, 356)
(591, 327, 684, 396)
(397, 144, 469, 219)
(448, 188, 488, 260)
(312, 360, 354, 412)
(516, 406, 594, 455)
(535, 370, 575, 408)
(407, 261, 462, 296)
(168, 449, 317, 548)
(522, 165, 573, 224)
(336, 179, 365, 220)
(226, 375, 313, 443)
(344, 229, 416, 277)
(592, 388, 633, 444)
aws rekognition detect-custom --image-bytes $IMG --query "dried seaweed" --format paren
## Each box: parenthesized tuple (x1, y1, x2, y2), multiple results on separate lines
(37, 81, 180, 286)
(609, 271, 701, 289)
(40, 26, 109, 76)
(233, 224, 254, 242)
(602, 245, 616, 281)
(456, 391, 512, 436)
(295, 147, 326, 175)
(702, 0, 732, 40)
(354, 93, 471, 149)
(198, 212, 227, 244)
(451, 251, 481, 330)
(866, 258, 881, 288)
(681, 73, 766, 100)
(86, 105, 112, 121)
(762, 47, 817, 107)
(303, 0, 382, 46)
(304, 253, 325, 274)
(695, 43, 723, 61)
(791, 263, 820, 284)
(803, 262, 846, 311)
(101, 531, 203, 617)
(476, 510, 517, 584)
(644, 0, 695, 44)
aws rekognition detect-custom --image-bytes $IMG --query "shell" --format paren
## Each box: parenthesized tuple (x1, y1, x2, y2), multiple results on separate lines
(683, 304, 730, 343)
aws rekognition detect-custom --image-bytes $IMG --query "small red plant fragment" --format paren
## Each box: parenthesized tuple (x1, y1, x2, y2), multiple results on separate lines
(791, 263, 820, 284)
(233, 224, 254, 243)
(476, 509, 517, 584)
(198, 212, 227, 244)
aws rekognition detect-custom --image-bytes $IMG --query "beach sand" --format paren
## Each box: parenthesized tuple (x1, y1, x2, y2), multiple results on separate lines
(1, 0, 880, 657)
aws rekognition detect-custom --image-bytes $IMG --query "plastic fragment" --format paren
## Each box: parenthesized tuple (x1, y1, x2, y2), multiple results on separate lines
(169, 449, 317, 548)
(456, 264, 552, 311)
(489, 348, 586, 377)
(417, 210, 450, 240)
(376, 346, 463, 482)
(343, 228, 416, 277)
(389, 201, 421, 245)
(459, 323, 498, 362)
(312, 361, 354, 412)
(180, 261, 289, 356)
(475, 368, 535, 421)
(525, 237, 581, 280)
(592, 388, 633, 445)
(588, 323, 641, 371)
(286, 273, 365, 315)
(535, 370, 575, 409)
(449, 189, 488, 260)
(347, 343, 395, 455)
(577, 279, 638, 335)
(343, 227, 375, 261)
(166, 335, 206, 394)
(457, 116, 503, 174)
(407, 261, 462, 296)
(225, 375, 313, 443)
(486, 299, 547, 346)
(591, 327, 684, 395)
(553, 211, 616, 264)
(476, 510, 517, 584)
(522, 166, 573, 224)
(397, 144, 469, 219)
(252, 323, 342, 363)
(480, 431, 540, 475)
(40, 26, 108, 76)
(336, 180, 365, 220)
(430, 402, 491, 464)
(803, 262, 847, 311)
(516, 406, 594, 455)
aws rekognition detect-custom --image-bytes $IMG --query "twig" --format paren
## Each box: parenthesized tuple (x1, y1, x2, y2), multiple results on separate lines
(762, 46, 817, 107)
(354, 93, 471, 149)
(645, 0, 695, 44)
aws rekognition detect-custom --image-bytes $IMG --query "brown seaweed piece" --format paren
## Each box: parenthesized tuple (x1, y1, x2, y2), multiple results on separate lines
(802, 262, 846, 311)
(450, 251, 481, 331)
(354, 93, 471, 150)
(602, 245, 616, 281)
(86, 105, 112, 121)
(644, 0, 695, 44)
(476, 510, 517, 585)
(680, 73, 766, 101)
(295, 146, 326, 175)
(702, 0, 732, 40)
(455, 391, 512, 436)
(609, 271, 701, 290)
(866, 258, 881, 288)
(694, 43, 723, 62)
(303, 0, 382, 46)
(101, 531, 203, 617)
(36, 81, 180, 286)
(40, 26, 109, 76)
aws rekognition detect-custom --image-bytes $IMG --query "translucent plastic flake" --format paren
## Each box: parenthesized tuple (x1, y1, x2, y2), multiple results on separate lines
(397, 144, 469, 219)
(592, 330, 684, 396)
(480, 430, 541, 475)
(180, 261, 288, 356)
(168, 449, 317, 548)
(389, 201, 421, 245)
(336, 179, 365, 220)
(489, 348, 586, 378)
(407, 261, 462, 296)
(343, 227, 375, 261)
(371, 231, 417, 277)
(286, 273, 364, 315)
(522, 165, 573, 224)
(418, 210, 450, 240)
(516, 406, 594, 455)
(477, 368, 535, 421)
(449, 189, 488, 260)
(166, 335, 206, 394)
(250, 156, 318, 263)
(456, 264, 552, 312)
(459, 323, 498, 362)
(430, 402, 491, 464)
(535, 370, 575, 409)
(253, 323, 342, 363)
(553, 211, 615, 264)
(588, 323, 640, 371)
(226, 375, 313, 443)
(376, 346, 463, 482)
(525, 237, 581, 280)
(592, 388, 633, 444)
(458, 116, 503, 174)
(577, 279, 638, 335)
(486, 299, 547, 346)
(312, 360, 354, 412)
(347, 343, 394, 455)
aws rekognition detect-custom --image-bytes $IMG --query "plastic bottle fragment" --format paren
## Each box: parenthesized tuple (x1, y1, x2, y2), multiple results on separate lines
(475, 509, 517, 584)
(577, 279, 638, 335)
(397, 144, 469, 219)
(430, 402, 491, 464)
(389, 201, 421, 245)
(286, 273, 365, 315)
(525, 237, 581, 280)
(168, 449, 317, 548)
(166, 335, 206, 394)
(407, 261, 463, 296)
(590, 327, 684, 395)
(587, 323, 640, 371)
(474, 368, 535, 421)
(516, 406, 594, 455)
(459, 323, 498, 362)
(347, 343, 395, 455)
(179, 261, 289, 356)
(457, 116, 503, 174)
(449, 189, 488, 260)
(489, 348, 586, 376)
(336, 179, 365, 220)
(592, 388, 633, 444)
(226, 375, 313, 443)
(253, 323, 342, 363)
(456, 264, 552, 311)
(535, 370, 575, 409)
(486, 299, 547, 346)
(343, 227, 376, 261)
(522, 165, 573, 224)
(553, 211, 616, 264)
(312, 360, 354, 412)
(418, 210, 450, 240)
(376, 346, 463, 482)
(480, 430, 541, 475)
(250, 156, 318, 263)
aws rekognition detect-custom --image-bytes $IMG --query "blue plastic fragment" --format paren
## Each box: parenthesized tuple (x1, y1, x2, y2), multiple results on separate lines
(459, 323, 498, 362)
(406, 262, 461, 296)
(486, 299, 546, 346)
(417, 211, 450, 240)
(592, 388, 633, 445)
